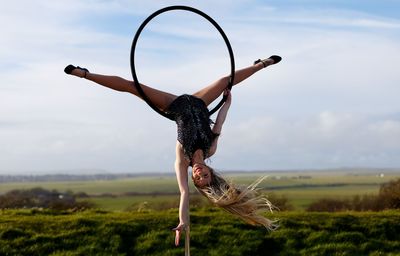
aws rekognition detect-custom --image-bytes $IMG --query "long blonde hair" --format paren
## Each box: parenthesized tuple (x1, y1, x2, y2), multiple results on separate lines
(193, 168, 278, 230)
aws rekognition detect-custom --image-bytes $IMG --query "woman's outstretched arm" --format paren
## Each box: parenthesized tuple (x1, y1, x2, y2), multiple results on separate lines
(209, 89, 232, 156)
(173, 142, 190, 246)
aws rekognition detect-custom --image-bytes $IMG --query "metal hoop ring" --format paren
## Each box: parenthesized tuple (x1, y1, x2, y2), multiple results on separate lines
(130, 5, 235, 120)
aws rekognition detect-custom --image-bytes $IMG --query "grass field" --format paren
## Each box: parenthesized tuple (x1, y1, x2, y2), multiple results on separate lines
(1, 170, 400, 255)
(1, 170, 399, 211)
(1, 209, 400, 255)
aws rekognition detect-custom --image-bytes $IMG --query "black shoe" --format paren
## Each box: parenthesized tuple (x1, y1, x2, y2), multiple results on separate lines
(64, 65, 89, 77)
(254, 55, 282, 67)
(269, 55, 282, 64)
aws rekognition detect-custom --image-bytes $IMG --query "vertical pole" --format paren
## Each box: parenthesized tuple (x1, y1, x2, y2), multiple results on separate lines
(184, 179, 190, 256)
(185, 225, 190, 256)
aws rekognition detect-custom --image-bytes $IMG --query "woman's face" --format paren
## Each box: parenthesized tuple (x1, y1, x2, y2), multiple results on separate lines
(192, 163, 211, 187)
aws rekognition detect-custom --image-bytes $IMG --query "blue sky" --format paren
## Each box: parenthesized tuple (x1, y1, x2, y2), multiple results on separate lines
(1, 0, 399, 174)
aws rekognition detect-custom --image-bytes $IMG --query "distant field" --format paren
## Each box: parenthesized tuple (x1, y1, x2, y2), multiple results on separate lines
(1, 170, 399, 211)
(0, 176, 180, 195)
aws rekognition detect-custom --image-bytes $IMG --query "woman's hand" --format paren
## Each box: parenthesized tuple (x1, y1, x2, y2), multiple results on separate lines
(172, 223, 187, 246)
(223, 89, 232, 106)
(211, 89, 232, 138)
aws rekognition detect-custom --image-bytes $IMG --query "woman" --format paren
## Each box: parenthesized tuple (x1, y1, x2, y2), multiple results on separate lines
(64, 55, 281, 245)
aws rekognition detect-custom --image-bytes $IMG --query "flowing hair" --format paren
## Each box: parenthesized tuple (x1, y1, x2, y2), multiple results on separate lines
(193, 168, 278, 230)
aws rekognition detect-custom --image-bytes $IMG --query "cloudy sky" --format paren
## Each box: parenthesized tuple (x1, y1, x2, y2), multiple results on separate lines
(1, 0, 399, 174)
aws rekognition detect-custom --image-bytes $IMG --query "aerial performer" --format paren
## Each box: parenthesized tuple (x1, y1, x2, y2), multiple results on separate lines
(64, 6, 282, 248)
(64, 55, 281, 243)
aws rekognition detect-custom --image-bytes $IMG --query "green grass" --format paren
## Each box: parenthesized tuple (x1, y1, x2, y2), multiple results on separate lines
(1, 209, 400, 255)
(85, 195, 181, 211)
(2, 171, 399, 255)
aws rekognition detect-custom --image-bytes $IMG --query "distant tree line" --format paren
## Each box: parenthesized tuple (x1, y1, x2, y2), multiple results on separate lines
(307, 178, 400, 212)
(0, 187, 93, 210)
(0, 173, 174, 183)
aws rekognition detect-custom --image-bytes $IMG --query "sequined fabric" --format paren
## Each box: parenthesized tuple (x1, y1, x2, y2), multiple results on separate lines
(166, 94, 218, 162)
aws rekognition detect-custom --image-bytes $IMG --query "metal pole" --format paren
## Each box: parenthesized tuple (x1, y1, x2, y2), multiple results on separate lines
(184, 225, 190, 256)
(184, 183, 190, 256)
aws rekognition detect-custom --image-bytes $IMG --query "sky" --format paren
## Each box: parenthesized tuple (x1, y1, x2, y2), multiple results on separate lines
(1, 0, 400, 174)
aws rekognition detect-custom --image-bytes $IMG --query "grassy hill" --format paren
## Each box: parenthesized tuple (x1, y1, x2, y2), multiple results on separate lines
(1, 209, 400, 255)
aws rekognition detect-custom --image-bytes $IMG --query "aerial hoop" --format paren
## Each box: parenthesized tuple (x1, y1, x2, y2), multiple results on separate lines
(130, 5, 235, 120)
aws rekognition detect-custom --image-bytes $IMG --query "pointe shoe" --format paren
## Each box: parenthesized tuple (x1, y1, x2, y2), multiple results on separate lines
(254, 55, 282, 67)
(64, 64, 89, 78)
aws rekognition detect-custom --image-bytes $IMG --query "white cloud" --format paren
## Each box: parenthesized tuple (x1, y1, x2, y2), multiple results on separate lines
(1, 1, 400, 173)
(215, 111, 400, 170)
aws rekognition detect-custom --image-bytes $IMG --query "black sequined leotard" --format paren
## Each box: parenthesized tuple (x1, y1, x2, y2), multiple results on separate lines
(166, 94, 218, 162)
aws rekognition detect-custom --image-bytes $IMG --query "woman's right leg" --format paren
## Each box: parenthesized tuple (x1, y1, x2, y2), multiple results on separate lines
(69, 68, 176, 111)
(193, 56, 281, 106)
(193, 61, 264, 106)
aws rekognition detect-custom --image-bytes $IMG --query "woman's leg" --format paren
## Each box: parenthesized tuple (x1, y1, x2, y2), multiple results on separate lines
(193, 57, 277, 106)
(69, 68, 176, 111)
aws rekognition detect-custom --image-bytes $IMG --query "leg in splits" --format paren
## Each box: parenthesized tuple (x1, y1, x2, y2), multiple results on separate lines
(193, 56, 281, 106)
(66, 67, 177, 111)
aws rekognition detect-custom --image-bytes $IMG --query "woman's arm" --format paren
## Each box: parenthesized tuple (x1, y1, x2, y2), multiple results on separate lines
(209, 90, 232, 156)
(173, 142, 190, 246)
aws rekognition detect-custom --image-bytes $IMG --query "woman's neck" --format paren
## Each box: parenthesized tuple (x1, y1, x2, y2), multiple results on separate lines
(191, 149, 205, 165)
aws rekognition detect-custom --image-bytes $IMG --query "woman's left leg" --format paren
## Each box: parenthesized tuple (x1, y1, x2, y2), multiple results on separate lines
(193, 57, 276, 106)
(67, 68, 177, 111)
